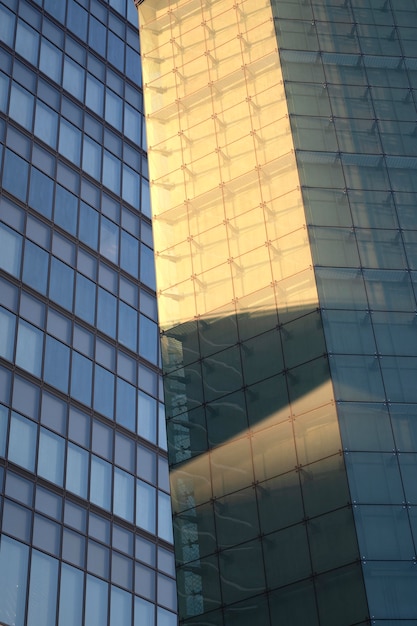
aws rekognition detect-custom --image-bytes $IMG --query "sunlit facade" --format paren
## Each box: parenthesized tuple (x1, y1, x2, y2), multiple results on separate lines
(137, 0, 417, 624)
(0, 1, 177, 626)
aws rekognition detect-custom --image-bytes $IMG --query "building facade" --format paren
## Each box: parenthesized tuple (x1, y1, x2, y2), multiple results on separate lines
(0, 1, 177, 625)
(137, 0, 417, 624)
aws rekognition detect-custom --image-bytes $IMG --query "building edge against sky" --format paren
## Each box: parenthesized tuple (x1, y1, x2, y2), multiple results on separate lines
(137, 0, 417, 624)
(0, 1, 178, 626)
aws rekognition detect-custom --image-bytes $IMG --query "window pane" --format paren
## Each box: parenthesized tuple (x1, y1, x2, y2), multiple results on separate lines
(29, 167, 54, 219)
(79, 202, 99, 249)
(83, 135, 101, 180)
(110, 586, 132, 626)
(16, 320, 43, 377)
(10, 82, 34, 131)
(44, 335, 70, 393)
(3, 149, 29, 202)
(94, 365, 114, 420)
(116, 377, 136, 431)
(0, 307, 15, 361)
(0, 223, 22, 277)
(27, 551, 58, 626)
(59, 564, 84, 626)
(34, 101, 58, 148)
(136, 479, 156, 533)
(49, 257, 74, 311)
(158, 491, 173, 543)
(90, 455, 112, 510)
(59, 119, 81, 166)
(39, 39, 62, 83)
(71, 351, 93, 406)
(54, 185, 78, 235)
(66, 442, 89, 499)
(134, 596, 155, 626)
(97, 287, 117, 337)
(0, 536, 29, 626)
(75, 274, 96, 325)
(114, 467, 134, 522)
(38, 428, 65, 486)
(100, 216, 119, 263)
(15, 20, 39, 65)
(85, 575, 108, 626)
(63, 57, 84, 100)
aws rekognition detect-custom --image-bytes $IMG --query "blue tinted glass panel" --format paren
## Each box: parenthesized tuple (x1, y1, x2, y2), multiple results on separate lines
(136, 480, 156, 533)
(97, 288, 117, 337)
(0, 223, 22, 278)
(9, 412, 37, 472)
(82, 135, 101, 180)
(66, 442, 89, 498)
(86, 73, 104, 116)
(85, 575, 108, 626)
(103, 150, 121, 194)
(16, 320, 43, 377)
(34, 101, 58, 148)
(67, 0, 88, 40)
(137, 390, 157, 443)
(54, 185, 78, 235)
(0, 537, 29, 626)
(59, 119, 81, 166)
(44, 0, 65, 21)
(44, 335, 70, 393)
(0, 405, 7, 456)
(124, 102, 141, 144)
(139, 315, 158, 364)
(88, 17, 106, 57)
(158, 491, 173, 542)
(39, 38, 62, 83)
(100, 216, 119, 263)
(9, 82, 34, 131)
(105, 89, 123, 132)
(108, 32, 124, 72)
(29, 167, 54, 219)
(3, 149, 28, 202)
(59, 564, 84, 626)
(122, 165, 140, 209)
(118, 301, 137, 351)
(134, 597, 155, 626)
(27, 551, 58, 626)
(38, 428, 65, 486)
(116, 377, 136, 431)
(114, 468, 134, 522)
(49, 257, 74, 310)
(63, 57, 84, 100)
(94, 365, 114, 419)
(15, 20, 39, 66)
(22, 240, 48, 294)
(71, 351, 93, 406)
(110, 586, 132, 626)
(140, 245, 156, 290)
(79, 202, 99, 249)
(90, 455, 112, 510)
(0, 5, 15, 47)
(75, 274, 96, 325)
(0, 307, 16, 361)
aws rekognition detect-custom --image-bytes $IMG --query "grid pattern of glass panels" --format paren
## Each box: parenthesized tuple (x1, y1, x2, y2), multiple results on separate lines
(0, 0, 177, 625)
(272, 0, 417, 621)
(139, 1, 367, 624)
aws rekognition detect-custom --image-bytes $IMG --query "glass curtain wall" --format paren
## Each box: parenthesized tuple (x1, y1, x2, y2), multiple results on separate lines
(137, 0, 368, 625)
(272, 0, 417, 622)
(0, 0, 177, 625)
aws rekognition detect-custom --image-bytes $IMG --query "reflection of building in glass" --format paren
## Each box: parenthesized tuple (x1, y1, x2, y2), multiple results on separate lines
(137, 0, 417, 624)
(0, 1, 177, 625)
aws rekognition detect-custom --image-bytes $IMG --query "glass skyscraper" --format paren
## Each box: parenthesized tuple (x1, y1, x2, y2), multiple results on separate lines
(137, 0, 417, 624)
(0, 1, 177, 625)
